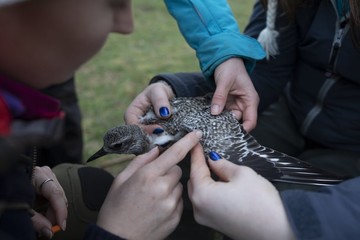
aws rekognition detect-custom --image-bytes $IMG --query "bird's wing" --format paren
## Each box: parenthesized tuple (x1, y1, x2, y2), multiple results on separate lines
(218, 126, 346, 186)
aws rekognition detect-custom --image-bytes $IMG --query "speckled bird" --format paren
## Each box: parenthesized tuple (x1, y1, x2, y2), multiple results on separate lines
(88, 95, 346, 186)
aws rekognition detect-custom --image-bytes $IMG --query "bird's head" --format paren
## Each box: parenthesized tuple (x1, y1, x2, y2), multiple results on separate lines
(87, 124, 150, 162)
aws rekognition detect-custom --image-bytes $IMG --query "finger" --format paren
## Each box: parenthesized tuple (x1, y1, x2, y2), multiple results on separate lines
(149, 130, 202, 175)
(31, 211, 53, 239)
(230, 110, 242, 121)
(241, 108, 258, 132)
(170, 183, 183, 220)
(207, 153, 241, 182)
(40, 178, 67, 230)
(164, 196, 183, 236)
(142, 124, 164, 135)
(172, 182, 183, 204)
(161, 165, 182, 190)
(241, 95, 259, 132)
(189, 144, 212, 185)
(124, 93, 152, 124)
(116, 147, 160, 185)
(211, 84, 229, 115)
(149, 82, 175, 119)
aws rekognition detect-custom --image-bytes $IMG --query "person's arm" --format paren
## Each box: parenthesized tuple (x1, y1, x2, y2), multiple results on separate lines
(164, 1, 264, 130)
(88, 131, 202, 240)
(188, 143, 360, 240)
(164, 0, 265, 78)
(244, 0, 298, 113)
(126, 2, 266, 131)
(281, 177, 360, 240)
(188, 144, 295, 240)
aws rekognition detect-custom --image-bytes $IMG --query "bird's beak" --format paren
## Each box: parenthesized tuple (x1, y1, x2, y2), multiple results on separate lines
(87, 148, 107, 162)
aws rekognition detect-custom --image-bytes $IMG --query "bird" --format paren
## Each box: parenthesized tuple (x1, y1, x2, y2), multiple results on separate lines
(88, 94, 346, 186)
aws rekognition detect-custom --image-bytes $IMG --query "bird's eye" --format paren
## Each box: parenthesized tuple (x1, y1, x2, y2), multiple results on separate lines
(110, 143, 122, 149)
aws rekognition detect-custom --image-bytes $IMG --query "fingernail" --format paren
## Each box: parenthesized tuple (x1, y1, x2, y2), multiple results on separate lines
(40, 227, 53, 239)
(61, 220, 67, 231)
(211, 104, 220, 115)
(153, 128, 164, 134)
(209, 151, 221, 161)
(194, 130, 203, 138)
(159, 107, 170, 117)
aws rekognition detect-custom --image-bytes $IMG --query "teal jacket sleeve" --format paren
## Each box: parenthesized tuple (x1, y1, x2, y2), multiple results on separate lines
(164, 0, 265, 79)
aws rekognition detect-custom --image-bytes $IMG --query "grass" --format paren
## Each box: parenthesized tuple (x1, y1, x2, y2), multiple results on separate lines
(76, 0, 255, 166)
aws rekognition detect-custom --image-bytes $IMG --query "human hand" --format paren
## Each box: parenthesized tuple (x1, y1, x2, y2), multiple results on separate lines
(124, 81, 175, 132)
(96, 130, 203, 240)
(187, 145, 295, 240)
(211, 57, 259, 132)
(32, 166, 68, 239)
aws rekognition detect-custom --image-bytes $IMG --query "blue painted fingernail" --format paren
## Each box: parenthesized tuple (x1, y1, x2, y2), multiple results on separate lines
(153, 128, 164, 134)
(159, 107, 170, 117)
(209, 151, 221, 161)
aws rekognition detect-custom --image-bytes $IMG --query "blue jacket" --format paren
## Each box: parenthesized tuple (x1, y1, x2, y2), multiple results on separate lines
(164, 0, 265, 78)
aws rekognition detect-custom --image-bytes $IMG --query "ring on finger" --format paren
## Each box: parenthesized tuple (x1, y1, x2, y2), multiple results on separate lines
(39, 178, 54, 193)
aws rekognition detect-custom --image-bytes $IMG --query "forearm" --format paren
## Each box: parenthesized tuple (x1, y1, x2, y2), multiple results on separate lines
(164, 0, 265, 78)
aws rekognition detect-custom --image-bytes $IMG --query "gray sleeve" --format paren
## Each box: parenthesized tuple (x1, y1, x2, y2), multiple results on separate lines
(280, 177, 360, 240)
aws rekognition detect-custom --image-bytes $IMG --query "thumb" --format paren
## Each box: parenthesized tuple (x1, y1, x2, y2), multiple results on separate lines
(207, 151, 240, 182)
(211, 85, 229, 115)
(32, 211, 54, 239)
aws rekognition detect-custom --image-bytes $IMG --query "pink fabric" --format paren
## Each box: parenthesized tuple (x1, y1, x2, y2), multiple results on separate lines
(0, 74, 62, 120)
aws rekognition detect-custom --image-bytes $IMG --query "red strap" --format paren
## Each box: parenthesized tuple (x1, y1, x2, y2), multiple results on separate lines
(0, 96, 11, 135)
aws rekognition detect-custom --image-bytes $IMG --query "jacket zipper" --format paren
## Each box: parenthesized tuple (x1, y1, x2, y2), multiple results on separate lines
(300, 17, 349, 134)
(31, 146, 38, 180)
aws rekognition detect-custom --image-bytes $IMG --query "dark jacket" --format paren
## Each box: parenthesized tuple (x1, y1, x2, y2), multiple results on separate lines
(0, 74, 121, 240)
(244, 0, 360, 152)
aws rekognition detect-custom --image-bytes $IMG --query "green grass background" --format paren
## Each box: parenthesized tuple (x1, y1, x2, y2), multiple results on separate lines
(77, 0, 255, 164)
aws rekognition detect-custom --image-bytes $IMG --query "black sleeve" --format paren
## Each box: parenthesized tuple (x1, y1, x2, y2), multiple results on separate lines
(149, 72, 216, 98)
(281, 177, 360, 239)
(84, 224, 126, 240)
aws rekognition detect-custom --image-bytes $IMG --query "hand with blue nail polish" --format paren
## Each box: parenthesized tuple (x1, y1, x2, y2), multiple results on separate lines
(187, 144, 295, 240)
(125, 82, 175, 128)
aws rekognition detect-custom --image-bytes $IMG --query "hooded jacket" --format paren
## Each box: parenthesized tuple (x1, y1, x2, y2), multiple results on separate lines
(244, 0, 360, 152)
